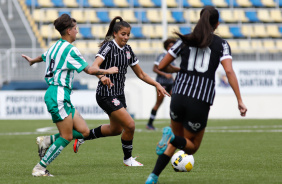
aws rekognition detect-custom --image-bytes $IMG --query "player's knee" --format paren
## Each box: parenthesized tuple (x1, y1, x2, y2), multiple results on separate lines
(124, 121, 135, 134)
(62, 134, 73, 142)
(82, 128, 90, 138)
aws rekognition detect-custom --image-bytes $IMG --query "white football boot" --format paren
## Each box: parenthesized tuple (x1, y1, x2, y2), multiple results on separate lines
(73, 139, 85, 153)
(32, 163, 53, 177)
(36, 136, 51, 160)
(123, 157, 143, 166)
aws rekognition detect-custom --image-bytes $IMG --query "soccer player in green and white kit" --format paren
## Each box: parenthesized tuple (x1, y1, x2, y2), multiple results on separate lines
(22, 14, 118, 177)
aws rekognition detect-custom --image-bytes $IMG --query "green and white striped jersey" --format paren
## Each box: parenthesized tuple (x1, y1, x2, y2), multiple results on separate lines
(42, 38, 88, 90)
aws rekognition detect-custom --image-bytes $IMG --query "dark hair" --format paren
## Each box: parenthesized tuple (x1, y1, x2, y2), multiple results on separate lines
(163, 38, 177, 50)
(53, 14, 77, 36)
(99, 16, 131, 47)
(175, 6, 219, 48)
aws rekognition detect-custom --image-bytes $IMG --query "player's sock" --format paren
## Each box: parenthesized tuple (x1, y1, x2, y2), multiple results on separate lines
(39, 137, 70, 167)
(148, 109, 157, 126)
(121, 139, 133, 160)
(152, 154, 171, 176)
(84, 125, 104, 140)
(50, 130, 83, 144)
(72, 130, 84, 139)
(170, 136, 187, 150)
(50, 134, 60, 144)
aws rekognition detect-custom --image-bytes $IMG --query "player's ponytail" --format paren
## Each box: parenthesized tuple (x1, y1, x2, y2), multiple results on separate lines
(99, 16, 131, 47)
(175, 6, 219, 48)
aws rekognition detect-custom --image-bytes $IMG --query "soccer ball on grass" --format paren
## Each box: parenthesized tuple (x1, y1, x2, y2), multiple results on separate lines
(171, 150, 194, 172)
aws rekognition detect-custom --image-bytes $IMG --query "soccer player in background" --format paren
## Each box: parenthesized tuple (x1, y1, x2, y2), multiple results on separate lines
(22, 14, 118, 176)
(73, 16, 170, 166)
(146, 38, 176, 130)
(146, 6, 247, 183)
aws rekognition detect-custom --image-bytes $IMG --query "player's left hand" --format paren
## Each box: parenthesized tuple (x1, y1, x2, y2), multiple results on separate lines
(156, 83, 170, 97)
(100, 76, 114, 89)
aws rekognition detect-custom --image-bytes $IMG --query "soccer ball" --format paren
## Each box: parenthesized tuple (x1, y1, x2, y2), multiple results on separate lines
(171, 150, 194, 172)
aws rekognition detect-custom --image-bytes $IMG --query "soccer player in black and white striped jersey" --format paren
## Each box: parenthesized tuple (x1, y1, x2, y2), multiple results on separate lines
(73, 16, 170, 166)
(146, 6, 247, 183)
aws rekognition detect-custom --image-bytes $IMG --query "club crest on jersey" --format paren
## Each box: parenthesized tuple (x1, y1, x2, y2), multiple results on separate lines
(187, 121, 201, 131)
(126, 51, 131, 59)
(112, 98, 120, 106)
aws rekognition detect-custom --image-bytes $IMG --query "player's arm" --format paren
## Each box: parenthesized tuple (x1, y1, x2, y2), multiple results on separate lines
(221, 58, 247, 117)
(153, 65, 173, 79)
(21, 54, 43, 66)
(84, 56, 115, 89)
(131, 63, 170, 97)
(158, 53, 180, 73)
(83, 60, 118, 75)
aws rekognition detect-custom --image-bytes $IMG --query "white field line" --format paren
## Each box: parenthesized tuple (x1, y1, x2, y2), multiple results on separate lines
(1, 123, 282, 136)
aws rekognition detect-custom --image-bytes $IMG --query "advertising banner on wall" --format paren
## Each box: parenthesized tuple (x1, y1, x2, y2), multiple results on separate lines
(1, 62, 282, 119)
(0, 90, 108, 119)
(216, 61, 282, 94)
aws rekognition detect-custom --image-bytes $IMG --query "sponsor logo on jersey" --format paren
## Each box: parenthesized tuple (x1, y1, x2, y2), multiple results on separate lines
(102, 45, 111, 56)
(170, 111, 178, 119)
(126, 51, 131, 59)
(187, 121, 201, 131)
(222, 42, 230, 56)
(112, 98, 120, 106)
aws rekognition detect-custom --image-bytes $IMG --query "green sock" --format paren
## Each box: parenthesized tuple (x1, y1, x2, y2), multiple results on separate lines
(72, 130, 84, 139)
(50, 130, 84, 144)
(40, 137, 70, 167)
(50, 133, 60, 144)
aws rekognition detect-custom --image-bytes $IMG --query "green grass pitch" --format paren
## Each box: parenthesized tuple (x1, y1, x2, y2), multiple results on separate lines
(0, 119, 281, 184)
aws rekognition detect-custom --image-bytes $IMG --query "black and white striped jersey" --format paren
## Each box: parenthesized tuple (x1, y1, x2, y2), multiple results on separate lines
(96, 40, 139, 96)
(168, 34, 232, 105)
(154, 51, 176, 85)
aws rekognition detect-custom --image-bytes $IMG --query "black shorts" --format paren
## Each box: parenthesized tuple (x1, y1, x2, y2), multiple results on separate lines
(162, 83, 173, 93)
(96, 94, 127, 115)
(170, 94, 210, 133)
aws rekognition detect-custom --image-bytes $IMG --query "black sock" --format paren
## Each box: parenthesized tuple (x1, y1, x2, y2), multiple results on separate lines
(152, 154, 171, 176)
(148, 109, 157, 125)
(85, 125, 104, 140)
(170, 136, 187, 150)
(121, 139, 133, 160)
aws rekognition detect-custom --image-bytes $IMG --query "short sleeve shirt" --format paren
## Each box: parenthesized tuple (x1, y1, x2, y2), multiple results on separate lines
(96, 40, 139, 96)
(42, 38, 88, 90)
(168, 35, 232, 105)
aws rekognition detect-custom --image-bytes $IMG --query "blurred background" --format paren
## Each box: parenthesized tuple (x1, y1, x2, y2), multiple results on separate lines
(0, 0, 282, 119)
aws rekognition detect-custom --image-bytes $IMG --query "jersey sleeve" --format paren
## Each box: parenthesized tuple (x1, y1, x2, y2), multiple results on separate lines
(168, 39, 183, 58)
(41, 50, 48, 62)
(96, 42, 112, 60)
(219, 40, 232, 62)
(67, 47, 88, 73)
(128, 46, 139, 66)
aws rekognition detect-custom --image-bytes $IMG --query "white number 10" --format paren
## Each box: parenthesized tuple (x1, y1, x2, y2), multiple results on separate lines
(187, 47, 211, 73)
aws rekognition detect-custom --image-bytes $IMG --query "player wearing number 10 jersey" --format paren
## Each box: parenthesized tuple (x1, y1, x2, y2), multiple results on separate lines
(146, 6, 247, 184)
(170, 34, 230, 105)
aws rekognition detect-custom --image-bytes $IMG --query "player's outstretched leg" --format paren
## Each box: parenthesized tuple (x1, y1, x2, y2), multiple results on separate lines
(73, 139, 84, 153)
(36, 136, 51, 160)
(156, 127, 175, 155)
(123, 157, 143, 166)
(32, 163, 53, 177)
(145, 173, 158, 184)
